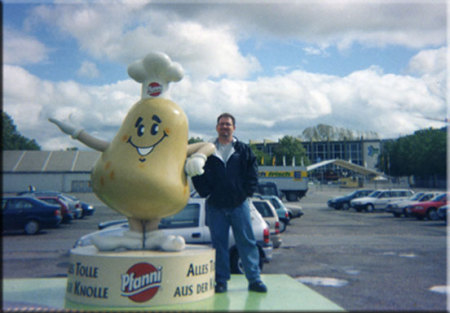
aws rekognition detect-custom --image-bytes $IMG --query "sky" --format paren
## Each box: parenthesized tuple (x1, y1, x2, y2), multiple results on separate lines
(3, 0, 448, 151)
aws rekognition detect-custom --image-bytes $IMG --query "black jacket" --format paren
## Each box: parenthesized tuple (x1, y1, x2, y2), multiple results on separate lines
(192, 139, 258, 209)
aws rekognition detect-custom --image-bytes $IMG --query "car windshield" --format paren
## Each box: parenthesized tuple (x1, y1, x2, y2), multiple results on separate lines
(409, 193, 424, 201)
(431, 193, 446, 202)
(268, 198, 282, 209)
(253, 201, 274, 217)
(420, 193, 436, 201)
(159, 203, 200, 229)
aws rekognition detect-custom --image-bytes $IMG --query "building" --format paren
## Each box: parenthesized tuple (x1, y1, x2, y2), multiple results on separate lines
(251, 138, 383, 179)
(2, 138, 383, 194)
(2, 150, 100, 194)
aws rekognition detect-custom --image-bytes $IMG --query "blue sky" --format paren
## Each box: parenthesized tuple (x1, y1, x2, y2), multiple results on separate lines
(3, 0, 447, 150)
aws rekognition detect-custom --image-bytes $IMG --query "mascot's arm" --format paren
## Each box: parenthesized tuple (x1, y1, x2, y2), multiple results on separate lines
(49, 118, 109, 152)
(185, 142, 215, 177)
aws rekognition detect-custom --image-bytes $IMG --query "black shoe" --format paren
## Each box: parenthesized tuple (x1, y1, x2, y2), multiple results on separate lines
(215, 282, 227, 293)
(249, 281, 267, 293)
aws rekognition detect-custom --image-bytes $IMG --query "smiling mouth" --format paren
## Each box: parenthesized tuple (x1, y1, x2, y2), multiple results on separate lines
(127, 132, 168, 162)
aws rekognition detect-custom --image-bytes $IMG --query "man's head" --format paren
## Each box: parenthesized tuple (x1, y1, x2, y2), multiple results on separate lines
(216, 113, 236, 143)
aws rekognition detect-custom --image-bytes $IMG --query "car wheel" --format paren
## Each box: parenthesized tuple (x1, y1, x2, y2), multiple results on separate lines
(286, 192, 298, 202)
(403, 209, 410, 217)
(366, 204, 374, 213)
(393, 212, 401, 218)
(427, 208, 439, 221)
(279, 220, 287, 233)
(24, 220, 40, 235)
(230, 248, 244, 274)
(341, 203, 350, 210)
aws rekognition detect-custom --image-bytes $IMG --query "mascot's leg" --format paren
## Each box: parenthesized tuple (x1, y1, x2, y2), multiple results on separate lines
(92, 230, 142, 251)
(91, 217, 185, 251)
(91, 217, 153, 251)
(140, 219, 186, 251)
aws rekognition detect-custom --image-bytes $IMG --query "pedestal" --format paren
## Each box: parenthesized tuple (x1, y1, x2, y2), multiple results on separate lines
(65, 245, 215, 308)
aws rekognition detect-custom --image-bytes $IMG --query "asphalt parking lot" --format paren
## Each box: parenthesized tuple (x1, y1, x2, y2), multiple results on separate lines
(2, 186, 447, 311)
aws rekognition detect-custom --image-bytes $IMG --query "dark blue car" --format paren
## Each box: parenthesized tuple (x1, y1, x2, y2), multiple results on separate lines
(2, 196, 62, 235)
(327, 189, 374, 210)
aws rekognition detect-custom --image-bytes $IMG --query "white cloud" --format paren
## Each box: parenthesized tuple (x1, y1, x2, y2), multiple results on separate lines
(407, 46, 447, 76)
(4, 28, 48, 65)
(26, 2, 445, 79)
(4, 50, 445, 151)
(3, 2, 446, 150)
(77, 61, 100, 79)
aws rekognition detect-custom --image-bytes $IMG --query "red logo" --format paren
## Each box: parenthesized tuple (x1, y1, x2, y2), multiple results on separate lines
(121, 263, 162, 303)
(147, 82, 163, 97)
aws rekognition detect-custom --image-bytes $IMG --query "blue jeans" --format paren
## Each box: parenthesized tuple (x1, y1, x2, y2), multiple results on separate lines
(206, 199, 261, 284)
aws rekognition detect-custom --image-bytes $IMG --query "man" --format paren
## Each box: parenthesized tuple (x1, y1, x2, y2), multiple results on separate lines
(192, 113, 267, 293)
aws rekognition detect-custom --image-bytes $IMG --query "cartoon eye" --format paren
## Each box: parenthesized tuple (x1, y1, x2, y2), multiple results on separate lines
(137, 125, 145, 137)
(151, 123, 159, 135)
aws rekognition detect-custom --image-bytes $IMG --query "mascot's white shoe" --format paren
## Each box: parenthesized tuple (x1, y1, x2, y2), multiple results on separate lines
(144, 231, 186, 251)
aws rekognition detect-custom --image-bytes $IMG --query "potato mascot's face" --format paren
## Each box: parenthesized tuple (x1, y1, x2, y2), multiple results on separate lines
(91, 98, 189, 220)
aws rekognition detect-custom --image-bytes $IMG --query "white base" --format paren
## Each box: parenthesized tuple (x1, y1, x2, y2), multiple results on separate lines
(65, 245, 215, 307)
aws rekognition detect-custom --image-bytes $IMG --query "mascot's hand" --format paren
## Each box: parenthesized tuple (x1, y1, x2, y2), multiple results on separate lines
(49, 118, 83, 139)
(185, 153, 207, 177)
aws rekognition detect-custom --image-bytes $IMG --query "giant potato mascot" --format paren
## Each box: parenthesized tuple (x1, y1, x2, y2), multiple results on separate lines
(50, 52, 214, 251)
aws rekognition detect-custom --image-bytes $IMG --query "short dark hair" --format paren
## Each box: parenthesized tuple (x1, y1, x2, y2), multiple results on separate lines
(217, 113, 235, 126)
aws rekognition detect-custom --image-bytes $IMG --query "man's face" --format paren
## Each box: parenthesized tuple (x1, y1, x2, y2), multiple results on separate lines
(216, 117, 235, 139)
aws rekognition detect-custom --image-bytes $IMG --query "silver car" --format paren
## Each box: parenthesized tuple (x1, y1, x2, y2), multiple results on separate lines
(386, 192, 440, 217)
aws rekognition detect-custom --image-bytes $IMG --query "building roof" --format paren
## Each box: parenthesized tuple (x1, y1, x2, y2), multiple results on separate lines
(3, 150, 101, 173)
(306, 158, 385, 177)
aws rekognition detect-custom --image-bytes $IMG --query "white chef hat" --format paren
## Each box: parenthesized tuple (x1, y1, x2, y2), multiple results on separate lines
(127, 52, 184, 99)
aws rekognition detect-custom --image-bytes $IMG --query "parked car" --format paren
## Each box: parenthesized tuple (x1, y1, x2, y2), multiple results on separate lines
(285, 204, 304, 219)
(257, 182, 281, 198)
(437, 204, 448, 223)
(19, 191, 83, 219)
(251, 199, 282, 249)
(327, 189, 374, 210)
(386, 192, 440, 217)
(350, 189, 415, 212)
(35, 195, 73, 223)
(74, 197, 273, 274)
(65, 195, 95, 217)
(255, 195, 290, 232)
(407, 193, 448, 221)
(2, 196, 62, 235)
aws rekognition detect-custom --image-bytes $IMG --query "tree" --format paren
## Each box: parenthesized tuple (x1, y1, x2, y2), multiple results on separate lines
(378, 127, 446, 179)
(273, 136, 310, 166)
(250, 144, 271, 166)
(2, 111, 41, 150)
(188, 137, 204, 144)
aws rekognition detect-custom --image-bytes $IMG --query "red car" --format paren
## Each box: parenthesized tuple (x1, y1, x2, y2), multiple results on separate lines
(408, 193, 448, 221)
(35, 196, 74, 223)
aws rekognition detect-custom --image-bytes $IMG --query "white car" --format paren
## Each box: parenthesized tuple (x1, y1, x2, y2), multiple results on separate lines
(350, 189, 415, 212)
(251, 198, 282, 248)
(74, 197, 273, 274)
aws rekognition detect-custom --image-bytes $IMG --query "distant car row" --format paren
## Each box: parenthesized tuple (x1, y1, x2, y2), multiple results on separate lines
(328, 189, 448, 222)
(2, 191, 96, 235)
(74, 195, 303, 274)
